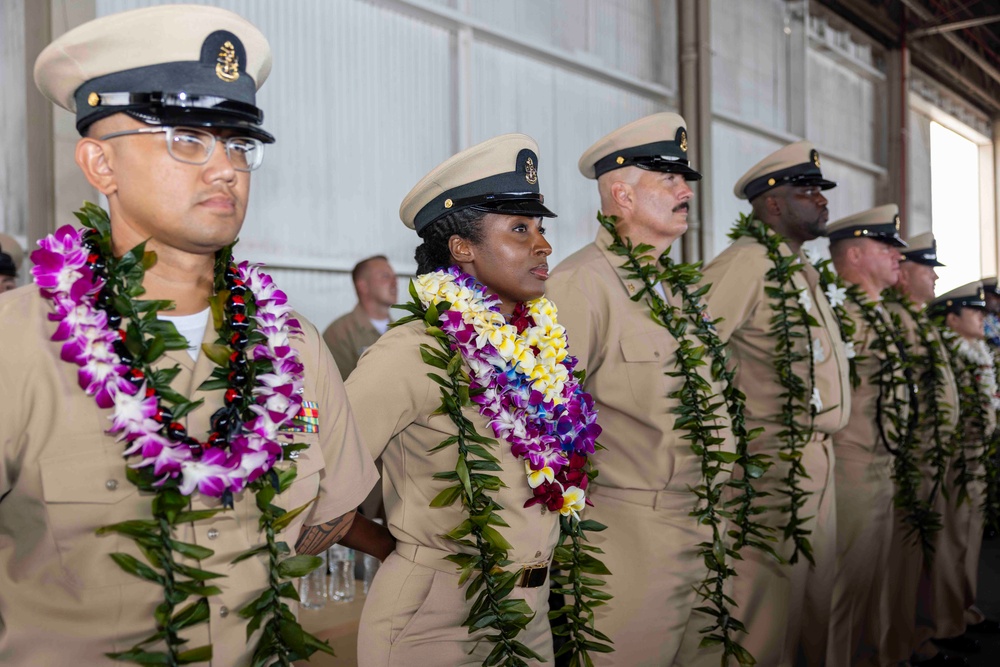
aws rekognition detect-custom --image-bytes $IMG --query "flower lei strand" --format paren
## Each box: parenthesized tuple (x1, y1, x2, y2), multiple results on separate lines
(812, 258, 863, 387)
(31, 203, 333, 666)
(839, 286, 931, 555)
(728, 214, 825, 566)
(395, 267, 611, 666)
(883, 292, 955, 519)
(599, 213, 763, 667)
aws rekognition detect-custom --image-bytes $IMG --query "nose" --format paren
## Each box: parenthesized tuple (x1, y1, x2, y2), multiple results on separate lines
(204, 138, 238, 184)
(816, 191, 828, 207)
(534, 229, 552, 257)
(678, 179, 694, 201)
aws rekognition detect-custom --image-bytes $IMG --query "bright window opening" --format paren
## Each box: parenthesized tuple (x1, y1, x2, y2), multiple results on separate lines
(930, 121, 982, 295)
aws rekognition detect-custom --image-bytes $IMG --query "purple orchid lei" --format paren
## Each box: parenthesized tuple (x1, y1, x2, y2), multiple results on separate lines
(31, 224, 305, 499)
(413, 266, 601, 514)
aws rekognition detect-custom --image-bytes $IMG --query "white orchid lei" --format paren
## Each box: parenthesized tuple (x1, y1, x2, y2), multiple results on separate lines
(396, 266, 610, 665)
(30, 203, 333, 666)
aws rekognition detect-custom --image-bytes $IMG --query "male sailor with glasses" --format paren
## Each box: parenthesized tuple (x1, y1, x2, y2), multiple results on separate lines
(0, 6, 377, 664)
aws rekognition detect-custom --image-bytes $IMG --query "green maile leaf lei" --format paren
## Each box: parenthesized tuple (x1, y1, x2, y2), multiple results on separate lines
(883, 291, 955, 548)
(836, 284, 929, 557)
(728, 214, 826, 566)
(65, 203, 332, 666)
(598, 212, 761, 667)
(394, 279, 611, 666)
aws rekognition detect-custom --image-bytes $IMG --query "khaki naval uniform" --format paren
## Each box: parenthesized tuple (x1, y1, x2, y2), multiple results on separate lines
(702, 237, 850, 667)
(828, 298, 909, 667)
(545, 226, 735, 667)
(345, 321, 558, 666)
(0, 285, 378, 665)
(322, 304, 382, 381)
(323, 304, 385, 520)
(879, 303, 960, 663)
(933, 338, 995, 640)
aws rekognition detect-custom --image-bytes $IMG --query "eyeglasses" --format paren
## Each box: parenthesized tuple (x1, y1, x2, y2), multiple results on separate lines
(98, 126, 265, 172)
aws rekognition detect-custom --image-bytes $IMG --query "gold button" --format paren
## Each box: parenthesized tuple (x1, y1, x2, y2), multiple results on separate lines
(88, 92, 100, 107)
(444, 199, 453, 209)
(767, 178, 776, 186)
(219, 606, 229, 618)
(207, 528, 220, 540)
(616, 156, 625, 165)
(105, 479, 118, 491)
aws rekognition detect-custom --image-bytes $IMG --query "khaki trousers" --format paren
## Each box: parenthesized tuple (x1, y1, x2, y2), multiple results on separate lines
(728, 432, 838, 667)
(357, 549, 554, 666)
(587, 486, 725, 667)
(828, 454, 895, 667)
(877, 508, 924, 666)
(927, 478, 985, 640)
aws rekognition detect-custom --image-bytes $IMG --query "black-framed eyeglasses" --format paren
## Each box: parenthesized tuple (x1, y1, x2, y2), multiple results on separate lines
(98, 126, 264, 172)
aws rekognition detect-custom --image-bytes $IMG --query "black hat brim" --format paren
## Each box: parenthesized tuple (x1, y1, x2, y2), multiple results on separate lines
(904, 255, 945, 267)
(125, 108, 275, 143)
(471, 198, 557, 219)
(790, 176, 837, 191)
(636, 160, 702, 181)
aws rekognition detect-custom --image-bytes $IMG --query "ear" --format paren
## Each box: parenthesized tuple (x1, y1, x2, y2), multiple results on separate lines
(609, 180, 634, 213)
(448, 234, 476, 266)
(764, 193, 783, 217)
(945, 311, 959, 329)
(75, 137, 118, 196)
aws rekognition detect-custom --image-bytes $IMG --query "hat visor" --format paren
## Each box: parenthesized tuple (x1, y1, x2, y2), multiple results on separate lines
(790, 176, 837, 190)
(471, 199, 557, 219)
(128, 108, 275, 143)
(638, 161, 702, 181)
(884, 234, 908, 248)
(904, 257, 946, 267)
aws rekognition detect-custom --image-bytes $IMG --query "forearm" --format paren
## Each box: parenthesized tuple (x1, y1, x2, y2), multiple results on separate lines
(337, 513, 396, 562)
(295, 509, 356, 555)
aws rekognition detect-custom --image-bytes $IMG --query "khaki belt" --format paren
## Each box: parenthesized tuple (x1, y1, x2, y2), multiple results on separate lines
(395, 542, 550, 588)
(591, 485, 694, 511)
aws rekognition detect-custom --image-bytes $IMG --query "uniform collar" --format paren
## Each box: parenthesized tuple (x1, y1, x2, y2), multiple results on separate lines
(594, 224, 653, 299)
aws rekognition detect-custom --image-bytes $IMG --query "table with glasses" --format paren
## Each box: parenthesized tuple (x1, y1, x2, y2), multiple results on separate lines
(298, 580, 366, 666)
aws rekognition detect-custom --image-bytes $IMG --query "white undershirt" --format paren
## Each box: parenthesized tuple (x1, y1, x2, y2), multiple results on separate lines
(159, 309, 211, 361)
(370, 318, 390, 335)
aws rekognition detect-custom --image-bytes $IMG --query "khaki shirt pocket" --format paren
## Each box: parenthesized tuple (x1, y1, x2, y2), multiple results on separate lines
(619, 333, 669, 409)
(40, 449, 141, 588)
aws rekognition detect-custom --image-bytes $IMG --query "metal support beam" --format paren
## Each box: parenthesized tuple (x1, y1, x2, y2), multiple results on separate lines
(899, 0, 1000, 90)
(909, 14, 1000, 39)
(678, 0, 710, 263)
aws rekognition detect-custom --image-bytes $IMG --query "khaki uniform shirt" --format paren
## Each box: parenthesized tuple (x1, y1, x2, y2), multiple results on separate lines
(544, 227, 735, 493)
(834, 297, 910, 467)
(0, 285, 378, 665)
(701, 237, 851, 437)
(323, 304, 382, 380)
(345, 321, 559, 564)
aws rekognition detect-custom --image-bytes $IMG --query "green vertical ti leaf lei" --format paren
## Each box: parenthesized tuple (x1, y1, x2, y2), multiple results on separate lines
(599, 213, 762, 667)
(727, 215, 825, 566)
(845, 289, 932, 557)
(883, 292, 955, 517)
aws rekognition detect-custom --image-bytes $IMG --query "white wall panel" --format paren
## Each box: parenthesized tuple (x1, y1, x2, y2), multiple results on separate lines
(470, 41, 665, 264)
(908, 109, 933, 236)
(806, 51, 876, 164)
(707, 121, 785, 260)
(467, 0, 677, 89)
(711, 0, 789, 130)
(0, 0, 27, 239)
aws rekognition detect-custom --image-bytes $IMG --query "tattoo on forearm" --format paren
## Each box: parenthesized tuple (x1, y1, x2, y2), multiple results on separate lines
(295, 511, 353, 555)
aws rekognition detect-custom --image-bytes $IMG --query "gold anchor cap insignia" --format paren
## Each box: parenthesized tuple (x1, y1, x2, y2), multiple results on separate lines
(679, 130, 688, 153)
(525, 157, 538, 185)
(811, 149, 821, 168)
(216, 41, 240, 82)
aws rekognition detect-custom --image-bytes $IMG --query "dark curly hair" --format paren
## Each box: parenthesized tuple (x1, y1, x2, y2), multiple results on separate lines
(414, 208, 487, 275)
